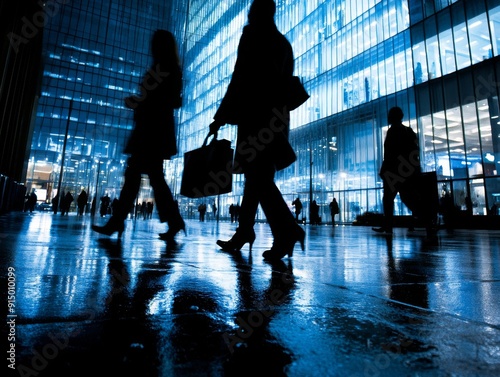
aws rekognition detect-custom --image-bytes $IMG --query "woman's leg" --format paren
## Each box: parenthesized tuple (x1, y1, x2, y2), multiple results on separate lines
(147, 161, 175, 222)
(144, 159, 184, 243)
(216, 175, 258, 252)
(381, 180, 398, 231)
(246, 163, 295, 238)
(237, 174, 260, 233)
(113, 157, 142, 221)
(146, 159, 183, 227)
(91, 157, 141, 237)
(246, 162, 303, 260)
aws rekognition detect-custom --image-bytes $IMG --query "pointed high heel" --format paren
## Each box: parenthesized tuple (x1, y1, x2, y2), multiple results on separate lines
(159, 219, 186, 243)
(91, 218, 125, 238)
(216, 228, 255, 252)
(262, 226, 305, 261)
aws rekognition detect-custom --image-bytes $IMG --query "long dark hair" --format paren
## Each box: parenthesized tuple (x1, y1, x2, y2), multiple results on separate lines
(151, 29, 181, 72)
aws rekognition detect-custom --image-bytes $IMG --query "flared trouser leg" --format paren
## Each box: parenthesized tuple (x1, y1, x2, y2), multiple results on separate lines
(113, 160, 142, 222)
(147, 163, 182, 226)
(113, 157, 182, 227)
(238, 162, 295, 238)
(237, 178, 259, 232)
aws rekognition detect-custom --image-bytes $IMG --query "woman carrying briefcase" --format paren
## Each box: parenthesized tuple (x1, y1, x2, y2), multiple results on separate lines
(209, 0, 307, 261)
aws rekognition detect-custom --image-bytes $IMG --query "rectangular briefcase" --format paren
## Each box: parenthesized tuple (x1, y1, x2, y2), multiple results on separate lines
(418, 171, 439, 222)
(180, 134, 234, 198)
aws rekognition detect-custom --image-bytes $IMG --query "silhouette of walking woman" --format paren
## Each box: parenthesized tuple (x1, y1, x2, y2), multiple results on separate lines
(92, 30, 185, 244)
(209, 0, 304, 261)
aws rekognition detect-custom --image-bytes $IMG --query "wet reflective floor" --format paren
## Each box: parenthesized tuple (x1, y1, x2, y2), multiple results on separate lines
(1, 212, 500, 377)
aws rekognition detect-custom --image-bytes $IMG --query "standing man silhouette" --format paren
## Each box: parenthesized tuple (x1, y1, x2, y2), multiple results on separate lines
(373, 106, 434, 237)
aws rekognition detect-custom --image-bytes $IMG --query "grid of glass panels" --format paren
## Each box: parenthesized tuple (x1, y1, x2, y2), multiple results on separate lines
(178, 0, 500, 223)
(26, 0, 187, 209)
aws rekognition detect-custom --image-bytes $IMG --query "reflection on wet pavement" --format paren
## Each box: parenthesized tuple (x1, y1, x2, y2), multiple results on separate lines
(1, 212, 499, 376)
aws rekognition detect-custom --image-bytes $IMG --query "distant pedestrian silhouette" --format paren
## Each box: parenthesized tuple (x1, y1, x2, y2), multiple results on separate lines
(111, 198, 119, 216)
(439, 191, 456, 231)
(234, 204, 240, 223)
(292, 197, 302, 222)
(373, 107, 435, 238)
(210, 0, 305, 261)
(198, 203, 206, 222)
(329, 198, 339, 226)
(92, 29, 185, 244)
(99, 194, 111, 217)
(211, 201, 217, 220)
(77, 189, 88, 216)
(147, 202, 154, 219)
(52, 193, 60, 214)
(229, 204, 235, 223)
(141, 200, 148, 219)
(25, 189, 37, 213)
(60, 191, 74, 216)
(310, 200, 321, 225)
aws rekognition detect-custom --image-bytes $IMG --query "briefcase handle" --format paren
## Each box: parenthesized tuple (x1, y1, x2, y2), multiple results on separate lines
(202, 131, 218, 147)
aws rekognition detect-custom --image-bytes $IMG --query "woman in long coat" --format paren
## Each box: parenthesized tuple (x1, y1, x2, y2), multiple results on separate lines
(209, 0, 304, 260)
(92, 30, 185, 243)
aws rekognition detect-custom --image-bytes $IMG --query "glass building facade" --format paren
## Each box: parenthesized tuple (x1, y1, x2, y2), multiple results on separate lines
(25, 0, 500, 223)
(26, 0, 188, 209)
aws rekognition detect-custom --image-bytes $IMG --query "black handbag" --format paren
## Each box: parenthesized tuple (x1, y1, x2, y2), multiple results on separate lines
(180, 133, 234, 198)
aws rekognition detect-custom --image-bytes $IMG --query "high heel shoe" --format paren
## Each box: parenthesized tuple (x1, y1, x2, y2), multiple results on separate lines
(159, 219, 186, 243)
(262, 226, 305, 261)
(216, 228, 256, 252)
(91, 218, 125, 238)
